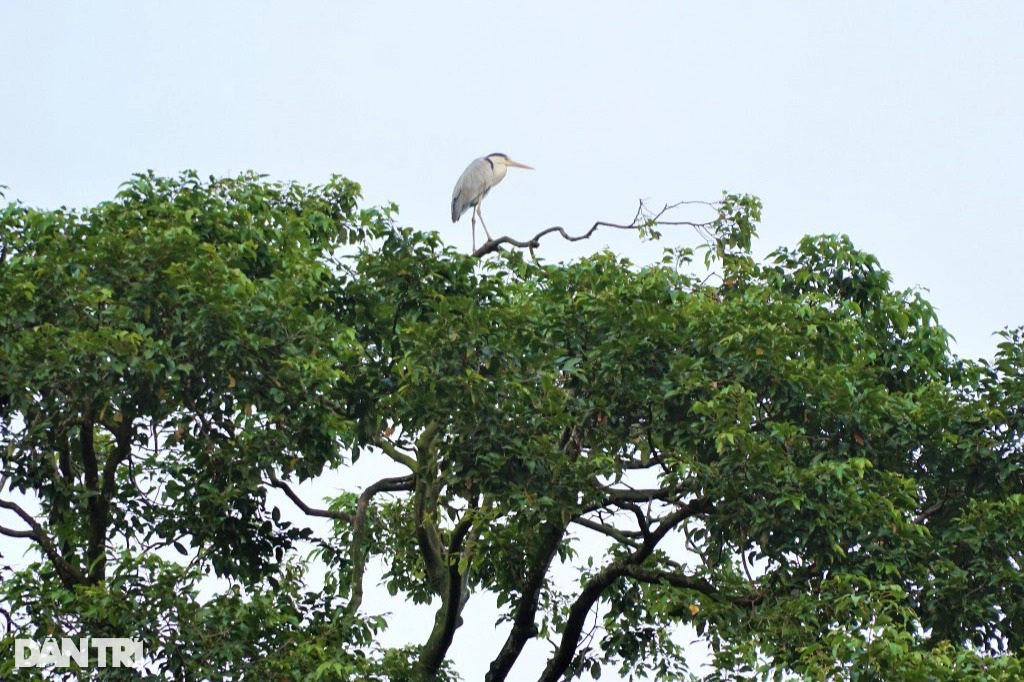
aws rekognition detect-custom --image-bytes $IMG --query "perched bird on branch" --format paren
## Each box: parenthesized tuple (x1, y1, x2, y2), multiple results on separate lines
(451, 153, 533, 250)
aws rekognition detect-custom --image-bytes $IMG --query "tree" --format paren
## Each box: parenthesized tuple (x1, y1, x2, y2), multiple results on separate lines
(1, 172, 1021, 680)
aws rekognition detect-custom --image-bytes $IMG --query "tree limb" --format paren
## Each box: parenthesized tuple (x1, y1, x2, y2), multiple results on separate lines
(486, 426, 585, 682)
(537, 499, 711, 682)
(346, 474, 414, 615)
(472, 199, 719, 258)
(603, 484, 685, 503)
(414, 422, 447, 594)
(79, 409, 109, 583)
(571, 516, 643, 546)
(0, 522, 34, 539)
(621, 565, 762, 608)
(269, 472, 353, 523)
(419, 510, 478, 678)
(373, 434, 418, 471)
(0, 496, 86, 587)
(486, 518, 570, 682)
(914, 497, 945, 525)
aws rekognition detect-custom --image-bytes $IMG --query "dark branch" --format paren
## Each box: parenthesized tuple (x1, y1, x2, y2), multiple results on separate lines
(486, 518, 570, 682)
(571, 516, 643, 545)
(414, 422, 447, 594)
(914, 498, 945, 525)
(622, 565, 762, 608)
(610, 501, 656, 543)
(472, 199, 719, 258)
(0, 496, 86, 587)
(538, 499, 712, 682)
(604, 484, 685, 503)
(0, 522, 34, 539)
(486, 426, 586, 682)
(80, 410, 108, 583)
(269, 473, 354, 523)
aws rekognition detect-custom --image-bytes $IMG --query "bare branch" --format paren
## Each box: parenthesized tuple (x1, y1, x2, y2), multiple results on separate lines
(621, 565, 716, 594)
(269, 473, 353, 523)
(611, 500, 654, 544)
(472, 199, 720, 258)
(603, 484, 685, 503)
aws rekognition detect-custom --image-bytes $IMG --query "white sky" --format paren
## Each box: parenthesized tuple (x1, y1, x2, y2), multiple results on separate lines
(2, 2, 1023, 680)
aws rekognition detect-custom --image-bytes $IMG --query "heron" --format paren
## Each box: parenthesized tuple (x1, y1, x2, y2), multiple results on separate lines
(451, 153, 533, 250)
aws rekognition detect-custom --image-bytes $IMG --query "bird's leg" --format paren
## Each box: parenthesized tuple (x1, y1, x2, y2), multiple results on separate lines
(476, 204, 493, 243)
(471, 211, 477, 251)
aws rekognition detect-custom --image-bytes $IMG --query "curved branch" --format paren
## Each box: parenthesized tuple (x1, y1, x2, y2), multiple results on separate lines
(0, 496, 86, 587)
(603, 484, 685, 503)
(269, 473, 353, 523)
(417, 493, 485, 675)
(914, 497, 945, 525)
(611, 500, 654, 544)
(0, 523, 34, 539)
(373, 434, 418, 471)
(621, 564, 716, 594)
(347, 474, 414, 615)
(472, 199, 719, 258)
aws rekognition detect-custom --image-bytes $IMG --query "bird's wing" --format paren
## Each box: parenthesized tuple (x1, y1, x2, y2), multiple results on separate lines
(451, 157, 493, 222)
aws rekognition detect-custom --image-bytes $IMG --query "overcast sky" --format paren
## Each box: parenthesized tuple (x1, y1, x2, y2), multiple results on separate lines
(3, 2, 1023, 679)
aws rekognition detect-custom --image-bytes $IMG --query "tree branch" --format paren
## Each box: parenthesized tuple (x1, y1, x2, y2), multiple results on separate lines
(914, 497, 945, 525)
(80, 409, 108, 583)
(603, 484, 685, 503)
(571, 516, 643, 546)
(372, 434, 418, 471)
(0, 496, 86, 587)
(486, 518, 570, 682)
(486, 426, 585, 682)
(621, 565, 762, 608)
(269, 472, 354, 523)
(537, 499, 711, 682)
(472, 199, 719, 258)
(0, 522, 35, 539)
(414, 422, 447, 594)
(346, 474, 414, 615)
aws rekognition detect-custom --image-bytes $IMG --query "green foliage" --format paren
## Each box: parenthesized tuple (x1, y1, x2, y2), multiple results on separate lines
(1, 173, 1021, 680)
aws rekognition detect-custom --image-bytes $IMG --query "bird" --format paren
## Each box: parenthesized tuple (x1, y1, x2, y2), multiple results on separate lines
(451, 153, 533, 250)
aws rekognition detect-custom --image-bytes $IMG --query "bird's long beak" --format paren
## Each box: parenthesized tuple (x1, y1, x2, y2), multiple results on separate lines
(506, 158, 534, 170)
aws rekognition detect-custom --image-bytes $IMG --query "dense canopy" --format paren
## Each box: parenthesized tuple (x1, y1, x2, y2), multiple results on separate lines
(1, 173, 1021, 680)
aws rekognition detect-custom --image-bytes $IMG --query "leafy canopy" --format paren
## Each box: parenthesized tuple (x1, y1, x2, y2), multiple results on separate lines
(0, 172, 1021, 681)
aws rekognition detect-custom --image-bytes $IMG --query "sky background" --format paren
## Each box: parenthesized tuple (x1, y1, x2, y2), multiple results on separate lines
(2, 2, 1023, 680)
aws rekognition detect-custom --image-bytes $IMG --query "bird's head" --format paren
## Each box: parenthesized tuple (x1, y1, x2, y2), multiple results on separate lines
(486, 153, 534, 171)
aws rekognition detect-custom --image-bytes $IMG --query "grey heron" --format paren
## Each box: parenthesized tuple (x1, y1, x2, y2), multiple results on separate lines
(451, 153, 533, 250)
